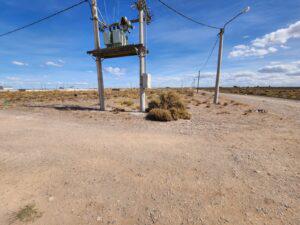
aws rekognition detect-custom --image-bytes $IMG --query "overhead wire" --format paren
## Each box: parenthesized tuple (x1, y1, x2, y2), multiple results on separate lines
(112, 0, 116, 22)
(97, 6, 107, 24)
(87, 0, 107, 28)
(199, 35, 219, 72)
(157, 0, 220, 30)
(0, 0, 89, 38)
(102, 0, 110, 25)
(195, 35, 219, 89)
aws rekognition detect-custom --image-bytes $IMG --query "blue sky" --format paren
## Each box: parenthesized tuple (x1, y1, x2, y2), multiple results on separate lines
(0, 0, 300, 89)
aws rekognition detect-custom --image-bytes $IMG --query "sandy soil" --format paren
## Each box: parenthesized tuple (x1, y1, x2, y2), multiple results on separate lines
(0, 91, 299, 225)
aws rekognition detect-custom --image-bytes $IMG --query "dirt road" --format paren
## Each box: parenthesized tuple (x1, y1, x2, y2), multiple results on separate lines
(0, 92, 299, 225)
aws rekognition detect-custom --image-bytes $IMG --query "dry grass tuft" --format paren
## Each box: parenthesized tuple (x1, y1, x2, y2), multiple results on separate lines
(14, 204, 42, 222)
(169, 107, 191, 120)
(146, 108, 173, 122)
(120, 99, 134, 107)
(146, 91, 191, 121)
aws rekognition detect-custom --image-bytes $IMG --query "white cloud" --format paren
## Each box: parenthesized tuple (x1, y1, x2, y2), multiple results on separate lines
(258, 61, 300, 75)
(258, 65, 291, 73)
(5, 76, 21, 81)
(45, 61, 63, 67)
(280, 45, 290, 49)
(12, 61, 28, 66)
(252, 21, 300, 48)
(104, 67, 126, 76)
(286, 71, 300, 77)
(220, 69, 300, 87)
(229, 21, 300, 58)
(232, 71, 256, 79)
(229, 46, 277, 58)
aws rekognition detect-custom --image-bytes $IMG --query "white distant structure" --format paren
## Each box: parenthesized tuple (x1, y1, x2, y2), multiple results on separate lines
(0, 86, 14, 91)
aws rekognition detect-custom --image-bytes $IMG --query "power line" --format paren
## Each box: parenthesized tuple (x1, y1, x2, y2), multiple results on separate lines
(195, 35, 219, 91)
(102, 0, 110, 24)
(199, 35, 219, 72)
(157, 0, 220, 30)
(0, 0, 88, 38)
(87, 0, 107, 26)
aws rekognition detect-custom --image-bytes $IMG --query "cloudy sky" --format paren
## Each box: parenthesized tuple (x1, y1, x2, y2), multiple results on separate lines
(0, 0, 300, 89)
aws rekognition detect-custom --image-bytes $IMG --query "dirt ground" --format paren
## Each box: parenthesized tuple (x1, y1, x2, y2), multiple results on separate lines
(0, 90, 299, 225)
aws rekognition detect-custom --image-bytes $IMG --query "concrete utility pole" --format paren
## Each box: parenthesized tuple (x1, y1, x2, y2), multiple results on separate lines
(197, 70, 201, 93)
(138, 1, 146, 112)
(91, 0, 105, 111)
(213, 6, 250, 104)
(213, 28, 224, 104)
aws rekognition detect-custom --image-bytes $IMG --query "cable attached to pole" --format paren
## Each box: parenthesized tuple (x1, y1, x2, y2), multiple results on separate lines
(196, 35, 219, 91)
(157, 0, 220, 30)
(0, 0, 89, 38)
(199, 35, 219, 72)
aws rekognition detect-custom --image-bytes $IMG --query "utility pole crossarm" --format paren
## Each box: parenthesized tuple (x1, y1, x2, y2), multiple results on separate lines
(136, 0, 152, 24)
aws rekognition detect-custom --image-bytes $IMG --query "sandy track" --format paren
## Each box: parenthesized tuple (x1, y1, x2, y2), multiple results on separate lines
(0, 92, 299, 225)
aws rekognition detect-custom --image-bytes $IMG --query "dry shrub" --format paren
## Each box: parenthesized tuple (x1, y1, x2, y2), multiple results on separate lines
(169, 107, 191, 120)
(120, 99, 134, 107)
(159, 91, 185, 110)
(146, 108, 173, 122)
(147, 98, 160, 112)
(146, 91, 191, 121)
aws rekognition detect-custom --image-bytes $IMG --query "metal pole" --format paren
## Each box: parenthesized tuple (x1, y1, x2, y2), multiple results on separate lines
(197, 70, 200, 93)
(91, 0, 105, 111)
(139, 4, 146, 112)
(213, 28, 224, 104)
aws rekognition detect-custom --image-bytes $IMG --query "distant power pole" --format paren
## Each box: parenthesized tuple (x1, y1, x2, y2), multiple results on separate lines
(197, 70, 200, 93)
(91, 0, 105, 111)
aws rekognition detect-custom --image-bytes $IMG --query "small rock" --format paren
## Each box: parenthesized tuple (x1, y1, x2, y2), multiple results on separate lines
(48, 196, 54, 202)
(257, 109, 267, 113)
(253, 169, 261, 174)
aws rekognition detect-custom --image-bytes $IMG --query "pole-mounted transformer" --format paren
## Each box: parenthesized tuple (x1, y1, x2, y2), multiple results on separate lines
(88, 0, 152, 112)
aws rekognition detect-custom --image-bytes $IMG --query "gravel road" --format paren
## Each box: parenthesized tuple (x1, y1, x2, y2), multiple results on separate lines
(0, 92, 299, 225)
